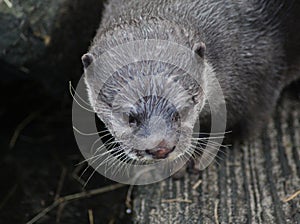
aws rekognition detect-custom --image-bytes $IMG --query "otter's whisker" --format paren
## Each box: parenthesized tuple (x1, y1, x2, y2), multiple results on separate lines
(188, 146, 221, 167)
(73, 126, 110, 136)
(105, 151, 128, 177)
(69, 86, 95, 113)
(191, 136, 225, 140)
(200, 140, 231, 148)
(92, 138, 121, 156)
(102, 146, 125, 171)
(83, 146, 125, 187)
(125, 155, 136, 176)
(175, 149, 191, 165)
(80, 143, 121, 180)
(89, 137, 108, 155)
(184, 148, 197, 160)
(110, 152, 130, 177)
(191, 139, 224, 151)
(198, 142, 230, 155)
(76, 137, 116, 166)
(192, 130, 232, 135)
(69, 81, 92, 106)
(189, 143, 223, 163)
(191, 149, 222, 167)
(98, 146, 122, 166)
(72, 97, 96, 112)
(117, 155, 131, 177)
(78, 149, 112, 180)
(192, 139, 229, 155)
(190, 141, 222, 156)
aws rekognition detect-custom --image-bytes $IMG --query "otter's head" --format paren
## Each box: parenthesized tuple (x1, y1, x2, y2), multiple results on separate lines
(82, 42, 207, 162)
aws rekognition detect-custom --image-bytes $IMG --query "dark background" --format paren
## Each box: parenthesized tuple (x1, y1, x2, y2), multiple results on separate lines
(0, 0, 131, 223)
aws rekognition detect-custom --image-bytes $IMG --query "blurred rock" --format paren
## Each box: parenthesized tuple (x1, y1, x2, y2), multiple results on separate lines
(0, 0, 103, 95)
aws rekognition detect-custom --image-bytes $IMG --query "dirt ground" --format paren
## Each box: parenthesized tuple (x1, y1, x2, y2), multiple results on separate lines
(0, 76, 132, 224)
(0, 0, 132, 223)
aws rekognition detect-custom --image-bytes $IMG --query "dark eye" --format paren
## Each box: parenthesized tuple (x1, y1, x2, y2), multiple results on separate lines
(128, 114, 136, 125)
(172, 112, 180, 122)
(124, 113, 138, 127)
(192, 94, 201, 104)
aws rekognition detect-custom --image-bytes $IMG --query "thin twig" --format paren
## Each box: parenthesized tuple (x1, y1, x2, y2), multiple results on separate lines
(9, 110, 41, 149)
(125, 185, 134, 210)
(56, 203, 66, 223)
(108, 218, 115, 224)
(282, 189, 300, 203)
(214, 200, 219, 224)
(192, 179, 202, 190)
(88, 209, 94, 224)
(26, 183, 126, 224)
(72, 164, 86, 186)
(3, 0, 13, 8)
(55, 168, 67, 200)
(27, 201, 59, 224)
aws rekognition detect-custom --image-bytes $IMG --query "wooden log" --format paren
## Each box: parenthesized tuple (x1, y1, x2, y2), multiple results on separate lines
(133, 97, 300, 223)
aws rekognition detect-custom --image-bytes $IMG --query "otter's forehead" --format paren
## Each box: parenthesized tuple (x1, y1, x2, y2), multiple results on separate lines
(97, 60, 202, 109)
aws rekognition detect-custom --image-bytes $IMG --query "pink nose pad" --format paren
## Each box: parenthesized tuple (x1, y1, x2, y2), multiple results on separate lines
(145, 140, 175, 159)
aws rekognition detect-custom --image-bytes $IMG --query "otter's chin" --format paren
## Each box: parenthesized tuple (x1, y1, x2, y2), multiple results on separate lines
(125, 146, 182, 162)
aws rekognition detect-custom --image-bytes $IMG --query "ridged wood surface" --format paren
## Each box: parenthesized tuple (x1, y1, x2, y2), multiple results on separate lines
(133, 97, 300, 224)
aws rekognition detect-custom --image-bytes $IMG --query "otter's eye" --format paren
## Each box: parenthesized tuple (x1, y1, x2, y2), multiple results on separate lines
(128, 114, 136, 125)
(124, 113, 139, 127)
(172, 112, 180, 122)
(193, 96, 202, 104)
(123, 112, 139, 127)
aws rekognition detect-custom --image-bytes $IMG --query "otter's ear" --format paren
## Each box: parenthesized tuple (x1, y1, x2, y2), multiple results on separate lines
(81, 53, 94, 69)
(193, 42, 206, 58)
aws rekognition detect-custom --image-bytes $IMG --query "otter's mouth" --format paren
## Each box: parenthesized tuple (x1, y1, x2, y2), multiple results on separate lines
(122, 146, 176, 163)
(144, 146, 176, 159)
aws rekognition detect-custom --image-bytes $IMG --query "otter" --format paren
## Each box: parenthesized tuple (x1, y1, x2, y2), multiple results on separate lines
(80, 0, 300, 166)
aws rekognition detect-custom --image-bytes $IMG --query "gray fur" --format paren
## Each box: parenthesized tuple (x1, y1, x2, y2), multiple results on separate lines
(83, 0, 299, 160)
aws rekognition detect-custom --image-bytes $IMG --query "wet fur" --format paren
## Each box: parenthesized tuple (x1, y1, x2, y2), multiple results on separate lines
(85, 0, 300, 139)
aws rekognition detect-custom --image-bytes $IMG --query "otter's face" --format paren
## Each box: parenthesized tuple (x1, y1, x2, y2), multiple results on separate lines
(111, 95, 189, 160)
(84, 60, 204, 162)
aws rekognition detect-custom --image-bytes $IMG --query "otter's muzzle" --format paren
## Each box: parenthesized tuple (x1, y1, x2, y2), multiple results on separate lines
(145, 140, 175, 159)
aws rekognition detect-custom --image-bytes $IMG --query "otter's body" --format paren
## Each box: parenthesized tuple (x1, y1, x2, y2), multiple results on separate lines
(82, 0, 300, 162)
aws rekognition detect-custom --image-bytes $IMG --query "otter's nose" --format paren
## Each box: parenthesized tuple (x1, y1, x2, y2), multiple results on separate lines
(145, 140, 175, 159)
